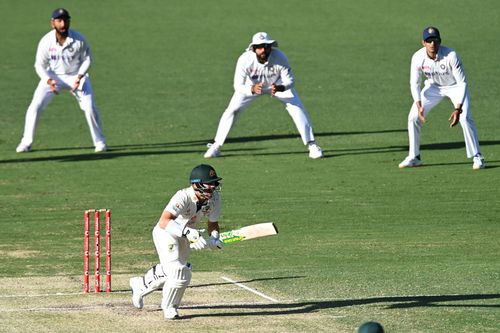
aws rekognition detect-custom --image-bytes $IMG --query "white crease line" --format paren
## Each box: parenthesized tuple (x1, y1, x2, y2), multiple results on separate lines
(221, 276, 279, 303)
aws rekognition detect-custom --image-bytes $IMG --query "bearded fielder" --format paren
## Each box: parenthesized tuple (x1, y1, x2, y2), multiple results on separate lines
(129, 164, 224, 319)
(16, 8, 106, 153)
(399, 26, 485, 170)
(204, 32, 323, 159)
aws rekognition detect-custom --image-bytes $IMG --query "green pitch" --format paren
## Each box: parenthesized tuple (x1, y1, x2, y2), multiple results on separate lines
(0, 0, 499, 332)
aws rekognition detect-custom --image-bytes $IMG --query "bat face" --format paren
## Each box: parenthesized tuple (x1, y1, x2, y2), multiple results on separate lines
(220, 222, 278, 244)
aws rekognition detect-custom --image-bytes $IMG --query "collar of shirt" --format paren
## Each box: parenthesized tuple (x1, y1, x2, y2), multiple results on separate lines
(186, 186, 199, 204)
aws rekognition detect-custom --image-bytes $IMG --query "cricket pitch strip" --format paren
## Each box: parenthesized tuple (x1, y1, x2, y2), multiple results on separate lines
(0, 273, 344, 333)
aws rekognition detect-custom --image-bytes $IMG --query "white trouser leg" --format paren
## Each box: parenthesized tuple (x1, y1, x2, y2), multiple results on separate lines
(407, 84, 442, 158)
(213, 92, 257, 146)
(19, 81, 56, 146)
(275, 88, 315, 145)
(454, 93, 480, 158)
(161, 265, 192, 312)
(139, 264, 168, 297)
(152, 224, 192, 313)
(73, 78, 106, 146)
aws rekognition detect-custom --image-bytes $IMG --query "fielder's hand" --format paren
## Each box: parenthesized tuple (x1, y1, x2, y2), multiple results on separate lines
(448, 109, 461, 127)
(71, 75, 83, 92)
(47, 79, 58, 95)
(271, 84, 285, 96)
(417, 106, 426, 123)
(183, 227, 207, 250)
(207, 230, 223, 250)
(251, 82, 264, 95)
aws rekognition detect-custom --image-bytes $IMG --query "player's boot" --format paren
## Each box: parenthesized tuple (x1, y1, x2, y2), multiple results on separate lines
(16, 143, 32, 153)
(472, 153, 485, 170)
(308, 142, 323, 159)
(94, 142, 107, 153)
(204, 143, 221, 158)
(129, 276, 146, 309)
(398, 155, 422, 168)
(164, 307, 180, 320)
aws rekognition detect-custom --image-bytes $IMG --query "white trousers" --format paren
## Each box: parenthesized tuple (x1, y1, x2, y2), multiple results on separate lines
(152, 224, 191, 270)
(213, 88, 315, 146)
(407, 83, 481, 158)
(19, 74, 106, 147)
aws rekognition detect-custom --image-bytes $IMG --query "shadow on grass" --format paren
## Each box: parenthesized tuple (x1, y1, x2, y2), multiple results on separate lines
(181, 293, 500, 318)
(1, 128, 499, 163)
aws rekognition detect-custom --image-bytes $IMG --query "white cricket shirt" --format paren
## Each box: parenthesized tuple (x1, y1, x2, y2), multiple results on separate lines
(410, 45, 467, 104)
(233, 48, 295, 96)
(34, 29, 92, 83)
(165, 186, 221, 229)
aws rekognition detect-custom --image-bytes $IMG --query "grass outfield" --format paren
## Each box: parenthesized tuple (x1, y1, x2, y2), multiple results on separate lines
(1, 0, 499, 332)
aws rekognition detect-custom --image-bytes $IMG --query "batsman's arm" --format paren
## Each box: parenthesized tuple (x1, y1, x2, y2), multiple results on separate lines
(207, 221, 219, 234)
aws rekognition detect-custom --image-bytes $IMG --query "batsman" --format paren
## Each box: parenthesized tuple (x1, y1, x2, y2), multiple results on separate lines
(129, 164, 224, 319)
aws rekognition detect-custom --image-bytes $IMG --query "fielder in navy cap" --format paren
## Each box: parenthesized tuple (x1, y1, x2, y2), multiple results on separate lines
(15, 7, 107, 154)
(398, 25, 486, 170)
(51, 8, 71, 20)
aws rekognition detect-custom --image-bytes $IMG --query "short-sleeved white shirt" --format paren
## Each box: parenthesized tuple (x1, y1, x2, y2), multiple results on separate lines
(34, 29, 92, 83)
(164, 186, 221, 229)
(233, 48, 295, 96)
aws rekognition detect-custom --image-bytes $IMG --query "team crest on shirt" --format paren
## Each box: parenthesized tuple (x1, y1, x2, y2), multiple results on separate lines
(168, 244, 175, 251)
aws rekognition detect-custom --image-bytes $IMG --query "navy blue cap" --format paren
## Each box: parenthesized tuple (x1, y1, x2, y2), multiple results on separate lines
(51, 8, 71, 20)
(423, 27, 440, 40)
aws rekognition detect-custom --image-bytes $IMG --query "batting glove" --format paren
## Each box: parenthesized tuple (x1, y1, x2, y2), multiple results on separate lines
(207, 230, 224, 250)
(183, 227, 207, 250)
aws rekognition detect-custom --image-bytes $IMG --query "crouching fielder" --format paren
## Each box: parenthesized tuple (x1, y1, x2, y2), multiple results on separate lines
(399, 26, 485, 170)
(129, 164, 224, 319)
(204, 32, 323, 159)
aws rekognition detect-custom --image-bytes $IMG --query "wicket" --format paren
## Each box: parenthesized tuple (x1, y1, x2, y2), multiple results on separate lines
(84, 209, 111, 293)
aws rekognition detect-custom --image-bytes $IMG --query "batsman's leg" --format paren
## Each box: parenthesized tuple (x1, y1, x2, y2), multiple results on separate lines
(130, 264, 168, 309)
(161, 264, 192, 319)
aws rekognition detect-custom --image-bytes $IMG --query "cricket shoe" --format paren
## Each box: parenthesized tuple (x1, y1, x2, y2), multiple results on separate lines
(204, 143, 221, 158)
(129, 276, 145, 309)
(472, 154, 486, 170)
(398, 155, 422, 168)
(308, 143, 323, 159)
(16, 143, 32, 153)
(164, 307, 180, 320)
(94, 142, 107, 153)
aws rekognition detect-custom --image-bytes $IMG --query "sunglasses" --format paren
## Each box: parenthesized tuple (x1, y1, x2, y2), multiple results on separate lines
(253, 44, 272, 50)
(425, 37, 441, 44)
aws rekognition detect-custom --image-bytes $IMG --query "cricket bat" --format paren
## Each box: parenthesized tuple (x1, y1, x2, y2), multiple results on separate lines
(219, 222, 278, 244)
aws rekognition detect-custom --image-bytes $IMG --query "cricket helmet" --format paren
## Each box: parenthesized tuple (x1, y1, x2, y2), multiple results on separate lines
(190, 164, 222, 185)
(357, 321, 385, 333)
